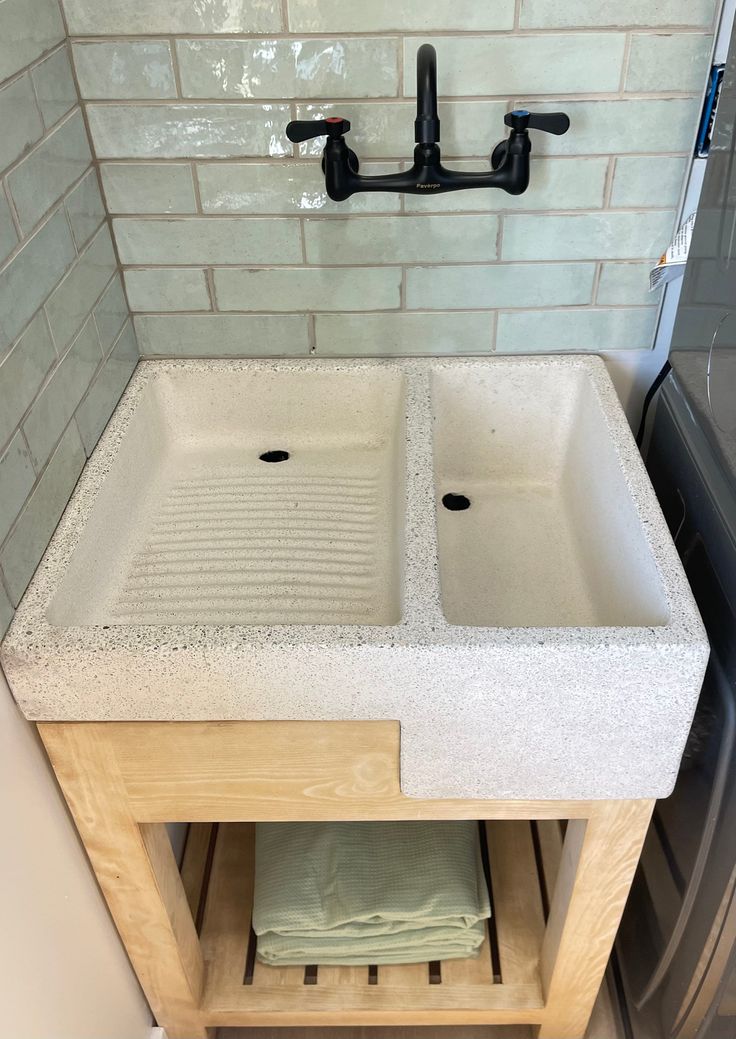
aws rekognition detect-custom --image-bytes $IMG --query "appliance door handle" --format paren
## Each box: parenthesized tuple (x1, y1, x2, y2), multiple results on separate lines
(635, 655, 736, 1010)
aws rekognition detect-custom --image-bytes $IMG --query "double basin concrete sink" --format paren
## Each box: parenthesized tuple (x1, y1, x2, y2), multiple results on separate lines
(1, 357, 708, 800)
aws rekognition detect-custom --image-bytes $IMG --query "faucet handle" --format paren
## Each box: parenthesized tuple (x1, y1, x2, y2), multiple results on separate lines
(286, 117, 351, 143)
(504, 110, 570, 135)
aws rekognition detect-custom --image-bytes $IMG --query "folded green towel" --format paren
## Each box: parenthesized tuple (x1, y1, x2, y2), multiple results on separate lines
(253, 821, 491, 966)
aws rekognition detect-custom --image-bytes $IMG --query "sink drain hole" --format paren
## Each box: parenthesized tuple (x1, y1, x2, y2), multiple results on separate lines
(259, 450, 290, 463)
(442, 493, 471, 512)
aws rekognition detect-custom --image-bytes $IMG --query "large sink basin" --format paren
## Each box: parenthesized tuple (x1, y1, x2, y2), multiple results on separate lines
(1, 357, 708, 801)
(433, 365, 669, 628)
(47, 367, 405, 628)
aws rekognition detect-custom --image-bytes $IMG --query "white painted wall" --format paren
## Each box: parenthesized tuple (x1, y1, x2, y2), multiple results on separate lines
(0, 669, 152, 1039)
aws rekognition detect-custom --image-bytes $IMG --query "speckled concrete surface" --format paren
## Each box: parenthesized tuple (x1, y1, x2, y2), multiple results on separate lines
(0, 356, 708, 800)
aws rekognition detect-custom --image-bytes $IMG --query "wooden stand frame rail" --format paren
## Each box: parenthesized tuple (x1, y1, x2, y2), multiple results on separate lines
(38, 720, 654, 1039)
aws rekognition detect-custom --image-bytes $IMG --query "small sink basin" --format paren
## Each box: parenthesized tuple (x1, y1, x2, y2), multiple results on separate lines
(1, 356, 708, 802)
(433, 365, 669, 628)
(48, 368, 405, 627)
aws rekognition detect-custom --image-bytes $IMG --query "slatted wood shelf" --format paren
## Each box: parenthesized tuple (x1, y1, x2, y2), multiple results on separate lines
(180, 818, 562, 1028)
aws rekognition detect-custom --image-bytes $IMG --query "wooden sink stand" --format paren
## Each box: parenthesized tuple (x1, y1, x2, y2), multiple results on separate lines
(39, 719, 654, 1039)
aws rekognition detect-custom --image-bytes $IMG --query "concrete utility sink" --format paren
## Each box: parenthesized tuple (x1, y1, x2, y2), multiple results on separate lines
(1, 357, 708, 801)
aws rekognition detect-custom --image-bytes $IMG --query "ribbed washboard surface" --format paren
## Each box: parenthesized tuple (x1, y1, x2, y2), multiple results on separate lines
(109, 458, 393, 625)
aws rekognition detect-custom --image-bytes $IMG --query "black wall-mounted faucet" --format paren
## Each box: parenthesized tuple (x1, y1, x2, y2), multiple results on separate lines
(286, 44, 570, 201)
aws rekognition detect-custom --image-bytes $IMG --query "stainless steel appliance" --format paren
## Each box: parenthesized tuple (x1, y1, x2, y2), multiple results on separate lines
(616, 18, 736, 1039)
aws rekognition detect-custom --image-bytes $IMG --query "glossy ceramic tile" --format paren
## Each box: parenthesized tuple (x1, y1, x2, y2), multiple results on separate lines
(0, 75, 45, 174)
(0, 434, 36, 544)
(31, 47, 78, 129)
(65, 170, 107, 249)
(611, 156, 688, 208)
(0, 193, 18, 267)
(598, 263, 658, 306)
(0, 0, 64, 83)
(0, 209, 77, 355)
(114, 217, 302, 264)
(44, 226, 117, 353)
(0, 314, 57, 449)
(61, 0, 282, 34)
(519, 0, 718, 27)
(403, 157, 608, 213)
(0, 16, 138, 628)
(0, 421, 86, 605)
(626, 33, 712, 93)
(496, 306, 658, 352)
(177, 38, 399, 99)
(72, 41, 176, 100)
(22, 317, 102, 472)
(511, 98, 701, 156)
(94, 276, 130, 352)
(405, 35, 627, 96)
(214, 266, 402, 311)
(196, 161, 401, 214)
(134, 313, 309, 356)
(305, 215, 499, 264)
(0, 584, 12, 640)
(287, 0, 515, 32)
(86, 104, 291, 158)
(6, 111, 92, 233)
(503, 211, 676, 261)
(124, 268, 211, 311)
(314, 312, 493, 355)
(100, 163, 198, 214)
(406, 263, 596, 310)
(75, 321, 138, 454)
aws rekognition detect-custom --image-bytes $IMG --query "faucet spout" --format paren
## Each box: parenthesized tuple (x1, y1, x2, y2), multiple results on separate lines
(415, 43, 440, 145)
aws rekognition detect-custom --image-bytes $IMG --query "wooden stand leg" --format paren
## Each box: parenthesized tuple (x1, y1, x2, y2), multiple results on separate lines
(537, 799, 655, 1039)
(39, 724, 211, 1039)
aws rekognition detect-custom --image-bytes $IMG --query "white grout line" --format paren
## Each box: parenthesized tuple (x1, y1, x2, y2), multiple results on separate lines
(104, 203, 677, 222)
(205, 267, 217, 311)
(77, 89, 702, 105)
(592, 262, 604, 304)
(64, 27, 716, 42)
(603, 156, 617, 208)
(116, 258, 668, 271)
(93, 151, 691, 166)
(0, 177, 22, 239)
(131, 303, 659, 317)
(169, 37, 184, 99)
(620, 33, 634, 93)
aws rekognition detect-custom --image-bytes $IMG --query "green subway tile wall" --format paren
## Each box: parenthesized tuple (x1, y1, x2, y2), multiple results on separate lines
(60, 0, 716, 357)
(0, 0, 723, 634)
(0, 1, 137, 636)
